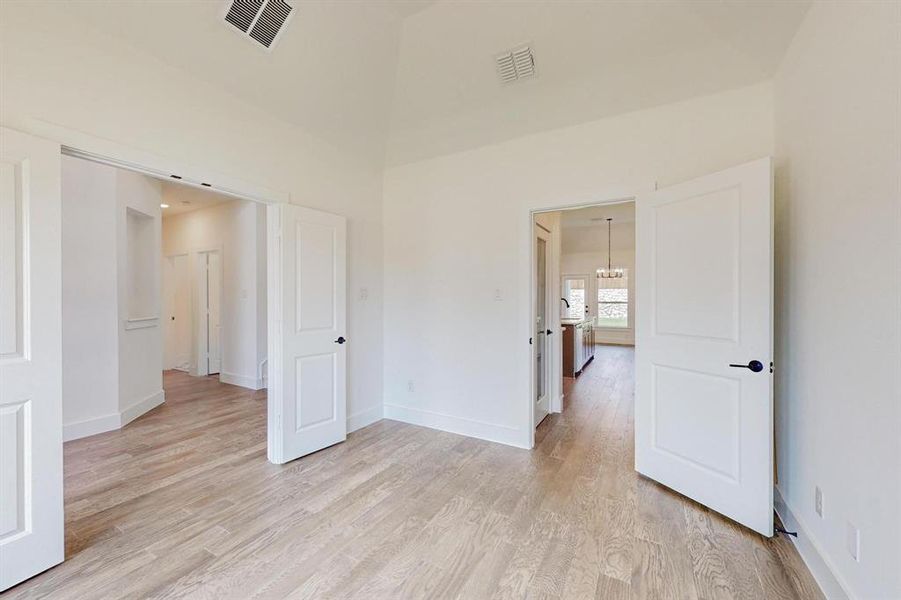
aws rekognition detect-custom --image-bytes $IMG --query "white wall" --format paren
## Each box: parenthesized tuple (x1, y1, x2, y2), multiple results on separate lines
(383, 83, 774, 447)
(117, 170, 164, 422)
(161, 198, 267, 389)
(61, 157, 164, 440)
(386, 1, 807, 167)
(0, 2, 384, 431)
(61, 157, 119, 440)
(561, 221, 635, 345)
(773, 3, 901, 598)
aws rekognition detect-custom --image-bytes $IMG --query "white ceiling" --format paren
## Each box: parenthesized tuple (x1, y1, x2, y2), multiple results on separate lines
(387, 0, 810, 165)
(161, 182, 234, 217)
(560, 201, 635, 229)
(53, 0, 809, 168)
(56, 0, 408, 164)
(560, 202, 635, 255)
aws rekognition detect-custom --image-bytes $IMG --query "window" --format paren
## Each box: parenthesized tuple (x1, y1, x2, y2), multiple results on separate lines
(597, 271, 628, 328)
(562, 277, 587, 319)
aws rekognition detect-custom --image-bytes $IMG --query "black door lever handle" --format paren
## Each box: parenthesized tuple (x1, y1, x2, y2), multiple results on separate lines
(335, 336, 346, 344)
(546, 329, 553, 335)
(729, 360, 764, 373)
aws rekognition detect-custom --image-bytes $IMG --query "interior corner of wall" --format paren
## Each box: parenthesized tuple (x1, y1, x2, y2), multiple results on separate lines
(773, 486, 852, 600)
(119, 389, 165, 427)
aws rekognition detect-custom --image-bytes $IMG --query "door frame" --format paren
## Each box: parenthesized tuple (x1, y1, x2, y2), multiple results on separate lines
(526, 184, 653, 449)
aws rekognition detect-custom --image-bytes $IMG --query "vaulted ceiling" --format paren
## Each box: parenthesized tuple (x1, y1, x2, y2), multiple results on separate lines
(55, 0, 411, 164)
(54, 0, 810, 168)
(387, 0, 810, 165)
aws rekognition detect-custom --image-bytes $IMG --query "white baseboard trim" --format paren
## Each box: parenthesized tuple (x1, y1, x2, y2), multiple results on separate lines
(220, 371, 266, 390)
(64, 389, 165, 441)
(63, 412, 121, 442)
(774, 486, 851, 600)
(383, 403, 528, 448)
(120, 390, 165, 427)
(347, 405, 383, 433)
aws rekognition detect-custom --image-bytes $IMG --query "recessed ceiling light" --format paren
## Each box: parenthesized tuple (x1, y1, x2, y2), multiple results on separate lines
(160, 204, 170, 209)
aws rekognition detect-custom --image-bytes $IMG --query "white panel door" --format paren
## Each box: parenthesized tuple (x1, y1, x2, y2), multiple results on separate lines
(163, 254, 191, 371)
(0, 128, 64, 589)
(206, 251, 221, 375)
(267, 203, 346, 464)
(635, 157, 773, 536)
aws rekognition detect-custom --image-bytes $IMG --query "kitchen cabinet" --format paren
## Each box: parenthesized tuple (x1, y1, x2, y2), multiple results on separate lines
(562, 318, 594, 377)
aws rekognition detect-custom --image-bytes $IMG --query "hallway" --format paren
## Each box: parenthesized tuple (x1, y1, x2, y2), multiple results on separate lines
(10, 350, 820, 598)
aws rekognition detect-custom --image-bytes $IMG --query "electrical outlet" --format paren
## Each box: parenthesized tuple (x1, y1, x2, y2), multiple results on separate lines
(815, 486, 824, 518)
(359, 287, 369, 301)
(494, 288, 503, 301)
(846, 522, 860, 562)
(407, 380, 415, 393)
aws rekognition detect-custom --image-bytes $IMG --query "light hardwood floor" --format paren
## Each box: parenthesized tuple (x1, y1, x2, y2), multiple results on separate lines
(7, 346, 822, 599)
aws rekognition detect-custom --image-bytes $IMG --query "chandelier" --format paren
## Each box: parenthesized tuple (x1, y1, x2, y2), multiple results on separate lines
(597, 218, 624, 279)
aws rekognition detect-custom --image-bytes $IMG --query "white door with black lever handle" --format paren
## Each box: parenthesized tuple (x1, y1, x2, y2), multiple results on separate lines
(635, 158, 774, 536)
(267, 203, 347, 464)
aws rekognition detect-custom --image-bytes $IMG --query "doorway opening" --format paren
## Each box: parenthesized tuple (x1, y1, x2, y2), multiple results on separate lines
(527, 158, 775, 537)
(159, 182, 267, 388)
(531, 201, 635, 430)
(61, 155, 270, 449)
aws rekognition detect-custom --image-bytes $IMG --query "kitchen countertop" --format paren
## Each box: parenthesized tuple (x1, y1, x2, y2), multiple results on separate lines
(560, 317, 593, 326)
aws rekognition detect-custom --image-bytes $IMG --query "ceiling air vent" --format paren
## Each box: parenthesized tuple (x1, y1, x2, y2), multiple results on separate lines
(223, 0, 294, 50)
(496, 45, 535, 83)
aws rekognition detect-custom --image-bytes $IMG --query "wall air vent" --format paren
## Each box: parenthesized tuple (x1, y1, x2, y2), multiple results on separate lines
(496, 45, 535, 83)
(223, 0, 294, 51)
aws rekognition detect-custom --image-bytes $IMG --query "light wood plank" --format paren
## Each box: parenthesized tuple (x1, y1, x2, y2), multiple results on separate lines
(6, 349, 823, 599)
